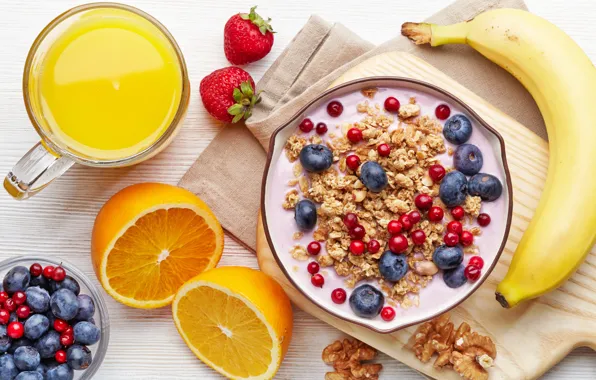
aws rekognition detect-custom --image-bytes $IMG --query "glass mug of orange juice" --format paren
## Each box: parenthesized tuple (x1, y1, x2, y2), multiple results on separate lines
(4, 3, 190, 200)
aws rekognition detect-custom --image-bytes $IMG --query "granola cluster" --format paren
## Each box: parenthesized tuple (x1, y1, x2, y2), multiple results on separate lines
(408, 313, 497, 380)
(283, 94, 483, 306)
(322, 338, 383, 380)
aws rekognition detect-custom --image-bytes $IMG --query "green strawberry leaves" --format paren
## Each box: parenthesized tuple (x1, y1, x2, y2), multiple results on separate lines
(227, 80, 261, 123)
(240, 6, 274, 35)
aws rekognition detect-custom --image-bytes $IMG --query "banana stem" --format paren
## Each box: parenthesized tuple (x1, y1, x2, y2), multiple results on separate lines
(401, 21, 469, 46)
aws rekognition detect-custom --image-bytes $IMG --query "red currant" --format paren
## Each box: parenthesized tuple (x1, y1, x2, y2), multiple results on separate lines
(447, 221, 463, 236)
(461, 231, 474, 246)
(444, 232, 459, 247)
(435, 104, 451, 120)
(331, 288, 347, 304)
(54, 319, 69, 333)
(16, 305, 30, 319)
(4, 299, 16, 312)
(377, 143, 391, 157)
(343, 213, 359, 229)
(469, 256, 484, 269)
(316, 122, 328, 135)
(55, 350, 67, 364)
(381, 306, 396, 321)
(464, 265, 481, 282)
(43, 266, 55, 279)
(60, 333, 74, 347)
(7, 321, 23, 339)
(411, 230, 426, 245)
(347, 128, 363, 143)
(388, 234, 408, 253)
(384, 97, 401, 113)
(299, 118, 314, 133)
(428, 206, 444, 222)
(346, 155, 361, 171)
(429, 164, 446, 182)
(53, 266, 66, 282)
(64, 327, 73, 336)
(399, 214, 413, 231)
(451, 206, 465, 220)
(367, 240, 381, 254)
(350, 240, 365, 256)
(311, 274, 325, 288)
(349, 225, 366, 240)
(12, 291, 26, 306)
(0, 310, 9, 325)
(415, 195, 434, 213)
(0, 292, 8, 304)
(327, 101, 344, 117)
(387, 220, 402, 235)
(307, 261, 320, 275)
(478, 213, 491, 227)
(29, 263, 43, 277)
(408, 210, 421, 224)
(307, 241, 321, 255)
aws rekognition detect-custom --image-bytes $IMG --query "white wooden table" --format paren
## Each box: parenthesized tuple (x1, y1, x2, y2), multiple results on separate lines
(0, 0, 594, 378)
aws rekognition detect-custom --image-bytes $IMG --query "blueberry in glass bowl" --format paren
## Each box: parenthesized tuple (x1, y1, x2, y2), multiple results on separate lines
(0, 256, 109, 380)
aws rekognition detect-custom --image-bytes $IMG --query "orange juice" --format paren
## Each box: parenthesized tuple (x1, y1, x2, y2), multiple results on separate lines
(37, 8, 183, 160)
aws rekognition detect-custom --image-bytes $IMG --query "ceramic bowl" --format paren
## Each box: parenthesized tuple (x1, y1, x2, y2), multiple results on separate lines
(0, 255, 109, 378)
(261, 77, 513, 333)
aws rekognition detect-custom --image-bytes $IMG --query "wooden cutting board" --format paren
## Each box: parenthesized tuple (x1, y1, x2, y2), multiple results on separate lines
(256, 51, 596, 379)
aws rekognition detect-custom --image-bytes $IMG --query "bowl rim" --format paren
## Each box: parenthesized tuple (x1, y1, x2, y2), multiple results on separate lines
(260, 77, 514, 334)
(0, 255, 110, 378)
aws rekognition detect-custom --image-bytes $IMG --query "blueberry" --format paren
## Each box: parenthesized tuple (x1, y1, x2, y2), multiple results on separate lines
(8, 313, 17, 324)
(50, 276, 80, 296)
(443, 265, 468, 288)
(15, 372, 43, 380)
(443, 114, 472, 144)
(348, 284, 384, 319)
(439, 171, 468, 207)
(45, 364, 73, 380)
(0, 325, 11, 353)
(294, 199, 317, 231)
(299, 144, 333, 173)
(8, 338, 33, 354)
(453, 144, 483, 176)
(66, 344, 92, 370)
(74, 294, 95, 321)
(378, 251, 408, 282)
(34, 363, 46, 377)
(50, 289, 78, 321)
(45, 311, 56, 327)
(34, 331, 61, 359)
(24, 314, 50, 341)
(26, 287, 50, 314)
(0, 354, 18, 380)
(73, 321, 100, 345)
(29, 275, 51, 292)
(14, 346, 40, 371)
(468, 173, 503, 201)
(3, 266, 30, 294)
(433, 245, 464, 270)
(359, 161, 388, 193)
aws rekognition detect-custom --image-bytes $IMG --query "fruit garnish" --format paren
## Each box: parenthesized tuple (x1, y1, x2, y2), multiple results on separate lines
(450, 206, 465, 220)
(331, 288, 347, 304)
(399, 214, 413, 231)
(477, 213, 491, 227)
(428, 164, 446, 182)
(411, 230, 426, 245)
(447, 221, 463, 236)
(91, 183, 224, 309)
(408, 210, 421, 224)
(388, 235, 408, 254)
(464, 265, 482, 282)
(435, 104, 451, 120)
(461, 231, 474, 246)
(311, 274, 325, 288)
(343, 213, 359, 229)
(469, 256, 485, 269)
(200, 67, 260, 123)
(387, 220, 402, 235)
(444, 232, 460, 247)
(316, 122, 328, 135)
(346, 155, 361, 171)
(307, 262, 320, 275)
(327, 101, 344, 117)
(377, 143, 391, 157)
(173, 267, 292, 380)
(367, 240, 381, 254)
(299, 118, 314, 133)
(349, 225, 365, 240)
(347, 128, 363, 143)
(415, 194, 433, 210)
(428, 206, 444, 222)
(384, 97, 400, 113)
(224, 6, 274, 65)
(349, 240, 365, 256)
(307, 241, 321, 256)
(381, 306, 396, 321)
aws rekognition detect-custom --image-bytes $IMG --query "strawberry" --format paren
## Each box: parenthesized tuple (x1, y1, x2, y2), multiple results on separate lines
(224, 6, 274, 65)
(199, 67, 260, 123)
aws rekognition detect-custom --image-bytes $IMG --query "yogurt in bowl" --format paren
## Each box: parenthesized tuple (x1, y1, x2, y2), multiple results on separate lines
(261, 78, 512, 333)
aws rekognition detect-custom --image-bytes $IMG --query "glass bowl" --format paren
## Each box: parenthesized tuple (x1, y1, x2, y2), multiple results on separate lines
(0, 255, 110, 379)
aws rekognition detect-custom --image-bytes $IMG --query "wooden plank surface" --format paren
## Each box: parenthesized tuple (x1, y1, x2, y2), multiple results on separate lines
(257, 51, 596, 380)
(0, 0, 594, 379)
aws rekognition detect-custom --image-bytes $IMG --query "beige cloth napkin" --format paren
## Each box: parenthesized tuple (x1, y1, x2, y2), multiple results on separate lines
(179, 0, 542, 252)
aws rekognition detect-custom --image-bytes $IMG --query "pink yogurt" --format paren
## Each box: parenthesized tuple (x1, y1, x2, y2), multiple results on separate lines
(266, 87, 507, 325)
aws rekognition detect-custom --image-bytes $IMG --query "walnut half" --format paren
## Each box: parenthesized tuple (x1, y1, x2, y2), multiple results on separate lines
(322, 339, 383, 380)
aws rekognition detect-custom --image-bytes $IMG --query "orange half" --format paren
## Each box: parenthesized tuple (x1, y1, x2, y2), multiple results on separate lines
(91, 183, 224, 308)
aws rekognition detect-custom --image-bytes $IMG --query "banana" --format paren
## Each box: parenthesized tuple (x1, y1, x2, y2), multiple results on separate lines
(401, 9, 596, 308)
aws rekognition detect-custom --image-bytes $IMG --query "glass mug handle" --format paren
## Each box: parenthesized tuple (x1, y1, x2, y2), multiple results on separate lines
(4, 142, 74, 200)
